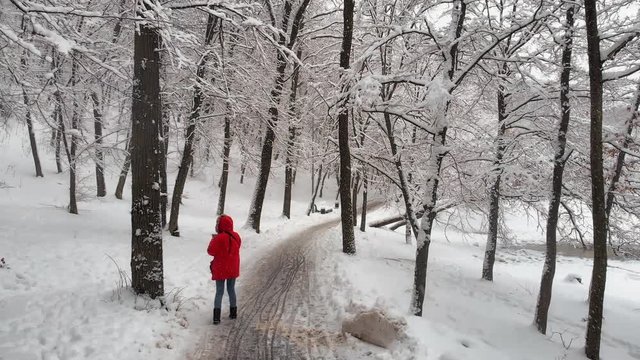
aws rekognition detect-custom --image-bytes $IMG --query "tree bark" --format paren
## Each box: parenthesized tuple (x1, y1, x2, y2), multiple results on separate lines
(482, 68, 508, 282)
(360, 169, 368, 232)
(168, 14, 218, 236)
(338, 0, 356, 254)
(283, 48, 303, 219)
(115, 132, 131, 199)
(411, 0, 465, 316)
(535, 3, 576, 335)
(22, 87, 43, 177)
(130, 16, 164, 299)
(90, 92, 106, 197)
(67, 56, 79, 215)
(351, 172, 360, 226)
(217, 106, 233, 215)
(307, 163, 323, 216)
(247, 0, 310, 232)
(584, 2, 608, 358)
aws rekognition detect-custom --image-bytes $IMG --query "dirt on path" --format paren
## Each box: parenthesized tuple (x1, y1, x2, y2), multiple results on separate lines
(190, 217, 345, 360)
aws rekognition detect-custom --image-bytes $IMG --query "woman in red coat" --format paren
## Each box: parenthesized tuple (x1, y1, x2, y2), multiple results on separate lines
(207, 214, 241, 324)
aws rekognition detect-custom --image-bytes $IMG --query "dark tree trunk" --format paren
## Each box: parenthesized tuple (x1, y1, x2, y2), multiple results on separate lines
(247, 0, 310, 232)
(240, 162, 246, 184)
(307, 163, 323, 216)
(168, 14, 218, 236)
(217, 109, 232, 215)
(584, 2, 608, 358)
(247, 3, 292, 233)
(22, 88, 43, 177)
(53, 102, 65, 174)
(319, 170, 327, 198)
(535, 4, 575, 335)
(360, 169, 368, 232)
(338, 0, 356, 253)
(482, 71, 508, 282)
(411, 0, 465, 316)
(115, 133, 131, 200)
(67, 57, 80, 215)
(90, 92, 106, 197)
(283, 48, 303, 219)
(351, 172, 360, 226)
(130, 18, 164, 299)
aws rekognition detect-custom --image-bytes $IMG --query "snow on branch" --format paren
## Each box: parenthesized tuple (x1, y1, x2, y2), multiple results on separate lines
(0, 24, 42, 57)
(603, 64, 640, 82)
(600, 30, 640, 63)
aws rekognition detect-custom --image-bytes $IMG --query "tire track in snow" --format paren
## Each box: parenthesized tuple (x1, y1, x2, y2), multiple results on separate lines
(193, 217, 341, 360)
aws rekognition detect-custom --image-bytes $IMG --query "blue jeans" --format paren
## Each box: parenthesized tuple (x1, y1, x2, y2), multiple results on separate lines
(214, 278, 236, 309)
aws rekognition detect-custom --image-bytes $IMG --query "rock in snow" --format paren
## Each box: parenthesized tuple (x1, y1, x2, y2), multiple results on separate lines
(342, 309, 405, 348)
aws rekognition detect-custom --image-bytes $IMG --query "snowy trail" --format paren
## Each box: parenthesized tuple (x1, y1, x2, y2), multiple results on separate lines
(191, 217, 343, 360)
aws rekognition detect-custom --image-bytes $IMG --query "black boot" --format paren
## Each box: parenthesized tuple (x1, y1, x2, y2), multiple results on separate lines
(229, 307, 237, 319)
(213, 308, 221, 325)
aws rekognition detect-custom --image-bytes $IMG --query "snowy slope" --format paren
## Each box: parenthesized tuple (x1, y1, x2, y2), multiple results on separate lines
(317, 208, 640, 360)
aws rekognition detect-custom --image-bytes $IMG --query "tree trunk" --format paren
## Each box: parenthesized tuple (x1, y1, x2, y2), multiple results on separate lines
(283, 48, 303, 219)
(67, 57, 79, 215)
(584, 2, 608, 358)
(482, 73, 508, 282)
(54, 108, 63, 174)
(307, 164, 323, 216)
(90, 92, 106, 197)
(22, 87, 43, 177)
(411, 0, 465, 316)
(338, 0, 356, 253)
(160, 97, 169, 227)
(352, 172, 360, 226)
(247, 2, 293, 233)
(130, 17, 164, 299)
(360, 169, 368, 232)
(168, 14, 218, 236)
(319, 170, 327, 198)
(115, 132, 131, 200)
(217, 108, 232, 215)
(240, 161, 246, 184)
(535, 4, 575, 335)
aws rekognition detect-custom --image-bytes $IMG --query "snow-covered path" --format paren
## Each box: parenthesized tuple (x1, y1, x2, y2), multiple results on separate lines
(191, 217, 343, 360)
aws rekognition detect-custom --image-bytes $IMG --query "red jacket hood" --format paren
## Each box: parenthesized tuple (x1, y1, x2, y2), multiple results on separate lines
(216, 215, 234, 233)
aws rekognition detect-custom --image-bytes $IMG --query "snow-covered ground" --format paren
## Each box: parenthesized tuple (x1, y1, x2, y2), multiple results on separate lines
(318, 208, 640, 360)
(2, 125, 640, 360)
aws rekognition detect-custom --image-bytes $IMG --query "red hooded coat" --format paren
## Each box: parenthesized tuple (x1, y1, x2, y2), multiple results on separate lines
(207, 215, 241, 281)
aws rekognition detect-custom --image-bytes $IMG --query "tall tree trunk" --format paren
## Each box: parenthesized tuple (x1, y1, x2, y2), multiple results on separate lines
(247, 0, 310, 232)
(338, 0, 356, 253)
(482, 70, 508, 281)
(53, 109, 63, 173)
(360, 169, 368, 232)
(584, 2, 608, 358)
(22, 87, 43, 177)
(411, 0, 465, 316)
(168, 14, 218, 236)
(319, 170, 327, 197)
(351, 172, 360, 226)
(130, 16, 164, 299)
(115, 132, 131, 199)
(535, 3, 576, 335)
(217, 107, 233, 215)
(283, 48, 303, 219)
(67, 57, 79, 215)
(90, 92, 106, 197)
(160, 96, 169, 227)
(247, 2, 292, 233)
(307, 163, 323, 216)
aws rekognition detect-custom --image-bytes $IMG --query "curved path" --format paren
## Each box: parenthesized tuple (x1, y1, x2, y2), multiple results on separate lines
(191, 217, 344, 360)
